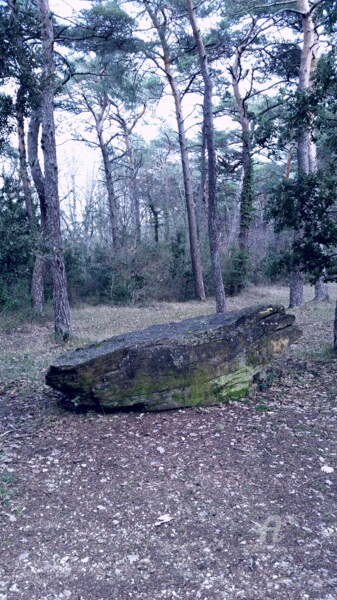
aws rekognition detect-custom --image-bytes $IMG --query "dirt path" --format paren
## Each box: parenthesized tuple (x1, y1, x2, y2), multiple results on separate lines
(0, 286, 336, 600)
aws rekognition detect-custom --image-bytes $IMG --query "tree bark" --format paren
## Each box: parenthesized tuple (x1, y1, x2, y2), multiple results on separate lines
(290, 0, 318, 307)
(123, 125, 141, 247)
(28, 108, 48, 314)
(110, 103, 146, 248)
(289, 266, 304, 308)
(16, 87, 47, 314)
(10, 1, 45, 313)
(196, 119, 207, 236)
(98, 133, 119, 252)
(148, 201, 160, 243)
(16, 87, 34, 227)
(163, 166, 170, 243)
(143, 1, 206, 302)
(36, 0, 71, 340)
(231, 46, 253, 254)
(314, 277, 329, 301)
(228, 171, 244, 248)
(186, 0, 225, 312)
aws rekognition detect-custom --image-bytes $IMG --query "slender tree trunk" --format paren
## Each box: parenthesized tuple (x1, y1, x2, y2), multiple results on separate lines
(148, 202, 160, 243)
(230, 41, 255, 294)
(37, 0, 71, 340)
(238, 132, 253, 252)
(285, 145, 292, 182)
(83, 93, 119, 253)
(123, 126, 141, 247)
(308, 103, 328, 301)
(197, 120, 207, 236)
(143, 1, 205, 302)
(290, 0, 318, 307)
(164, 62, 205, 301)
(314, 277, 329, 301)
(228, 171, 244, 248)
(98, 134, 118, 252)
(16, 87, 47, 313)
(227, 36, 256, 293)
(10, 3, 34, 228)
(289, 267, 304, 308)
(28, 108, 48, 314)
(16, 87, 34, 226)
(231, 53, 253, 253)
(160, 137, 171, 243)
(163, 167, 170, 243)
(186, 0, 225, 312)
(31, 256, 46, 312)
(9, 0, 47, 313)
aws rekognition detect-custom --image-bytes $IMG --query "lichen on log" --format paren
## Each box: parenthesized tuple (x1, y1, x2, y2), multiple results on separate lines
(46, 304, 301, 411)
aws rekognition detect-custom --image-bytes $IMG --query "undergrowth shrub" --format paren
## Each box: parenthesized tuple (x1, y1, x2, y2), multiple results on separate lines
(64, 240, 196, 305)
(0, 176, 34, 311)
(223, 247, 252, 295)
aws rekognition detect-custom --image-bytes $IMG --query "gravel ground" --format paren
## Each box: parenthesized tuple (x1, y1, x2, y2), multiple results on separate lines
(0, 285, 336, 600)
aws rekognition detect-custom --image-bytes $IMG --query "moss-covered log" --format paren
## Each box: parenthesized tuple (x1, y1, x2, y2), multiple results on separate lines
(46, 304, 301, 411)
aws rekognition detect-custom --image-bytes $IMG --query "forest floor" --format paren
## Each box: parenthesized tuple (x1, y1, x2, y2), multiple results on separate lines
(0, 284, 336, 600)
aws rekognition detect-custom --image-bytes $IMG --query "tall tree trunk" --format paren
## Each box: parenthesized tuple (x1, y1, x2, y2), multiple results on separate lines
(143, 1, 205, 302)
(28, 108, 48, 314)
(82, 93, 119, 253)
(197, 120, 207, 236)
(314, 276, 329, 301)
(290, 0, 318, 308)
(16, 87, 34, 226)
(9, 1, 34, 228)
(36, 0, 71, 340)
(186, 0, 225, 312)
(163, 166, 170, 243)
(111, 105, 146, 248)
(230, 38, 255, 293)
(98, 133, 119, 252)
(148, 202, 160, 243)
(231, 48, 253, 255)
(285, 146, 292, 182)
(308, 102, 329, 301)
(289, 267, 304, 308)
(238, 132, 253, 252)
(228, 171, 244, 248)
(16, 86, 47, 313)
(11, 0, 45, 314)
(123, 126, 141, 247)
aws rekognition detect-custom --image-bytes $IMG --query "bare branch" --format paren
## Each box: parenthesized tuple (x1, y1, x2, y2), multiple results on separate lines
(256, 0, 297, 8)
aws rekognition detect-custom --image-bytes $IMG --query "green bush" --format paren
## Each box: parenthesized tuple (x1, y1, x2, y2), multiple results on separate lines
(224, 247, 252, 295)
(262, 249, 292, 283)
(0, 176, 34, 310)
(64, 238, 196, 305)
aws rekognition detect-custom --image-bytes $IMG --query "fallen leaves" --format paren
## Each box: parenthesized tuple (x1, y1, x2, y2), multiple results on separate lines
(321, 465, 334, 474)
(154, 513, 174, 526)
(0, 284, 337, 600)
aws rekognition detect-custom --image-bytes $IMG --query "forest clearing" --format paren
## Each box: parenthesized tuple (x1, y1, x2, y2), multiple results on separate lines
(1, 0, 337, 597)
(0, 284, 336, 600)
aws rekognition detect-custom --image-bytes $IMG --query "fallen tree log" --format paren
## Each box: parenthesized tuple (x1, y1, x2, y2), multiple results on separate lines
(46, 304, 301, 411)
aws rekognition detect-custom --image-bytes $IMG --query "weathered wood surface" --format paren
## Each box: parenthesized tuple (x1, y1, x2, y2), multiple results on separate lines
(46, 304, 301, 411)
